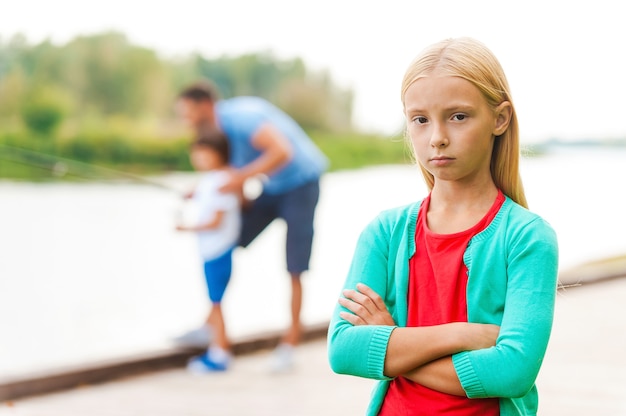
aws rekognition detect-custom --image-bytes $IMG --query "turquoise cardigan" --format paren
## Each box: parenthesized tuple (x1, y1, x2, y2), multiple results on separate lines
(327, 197, 559, 415)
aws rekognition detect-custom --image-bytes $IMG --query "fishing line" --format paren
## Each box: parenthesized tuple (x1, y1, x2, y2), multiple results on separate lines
(0, 143, 266, 202)
(0, 144, 186, 196)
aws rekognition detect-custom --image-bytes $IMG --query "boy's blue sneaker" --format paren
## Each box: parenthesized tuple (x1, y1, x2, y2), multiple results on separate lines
(186, 351, 230, 373)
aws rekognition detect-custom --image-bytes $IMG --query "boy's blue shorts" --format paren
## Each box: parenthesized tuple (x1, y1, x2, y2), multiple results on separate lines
(203, 247, 233, 303)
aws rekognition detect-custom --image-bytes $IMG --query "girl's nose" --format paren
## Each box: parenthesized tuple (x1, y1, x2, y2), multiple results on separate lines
(429, 125, 449, 148)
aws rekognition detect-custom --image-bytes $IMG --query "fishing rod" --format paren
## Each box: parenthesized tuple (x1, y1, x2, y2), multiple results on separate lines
(0, 144, 186, 196)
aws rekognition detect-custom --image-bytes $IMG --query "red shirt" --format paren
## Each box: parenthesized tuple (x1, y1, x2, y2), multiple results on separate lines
(379, 191, 504, 415)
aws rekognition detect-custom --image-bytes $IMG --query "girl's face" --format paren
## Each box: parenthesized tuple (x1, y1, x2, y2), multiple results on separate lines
(404, 74, 510, 187)
(190, 147, 223, 171)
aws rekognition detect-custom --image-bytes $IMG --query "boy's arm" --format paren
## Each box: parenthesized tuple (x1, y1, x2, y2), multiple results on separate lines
(177, 210, 225, 232)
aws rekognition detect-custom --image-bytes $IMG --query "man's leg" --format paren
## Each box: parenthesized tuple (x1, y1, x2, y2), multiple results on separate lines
(268, 180, 320, 372)
(279, 179, 320, 346)
(238, 191, 277, 247)
(283, 273, 303, 345)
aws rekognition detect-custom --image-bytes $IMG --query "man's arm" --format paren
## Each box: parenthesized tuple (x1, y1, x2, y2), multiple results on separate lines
(221, 123, 292, 193)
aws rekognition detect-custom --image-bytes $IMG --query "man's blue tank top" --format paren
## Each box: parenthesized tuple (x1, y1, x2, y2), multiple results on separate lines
(216, 97, 329, 194)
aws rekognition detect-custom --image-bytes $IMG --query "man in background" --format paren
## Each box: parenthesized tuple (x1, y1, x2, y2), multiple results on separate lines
(176, 80, 328, 372)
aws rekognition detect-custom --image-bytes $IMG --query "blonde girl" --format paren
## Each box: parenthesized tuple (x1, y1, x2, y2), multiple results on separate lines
(327, 37, 558, 415)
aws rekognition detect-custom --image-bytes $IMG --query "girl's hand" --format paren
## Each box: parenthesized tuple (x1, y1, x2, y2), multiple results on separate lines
(338, 283, 395, 326)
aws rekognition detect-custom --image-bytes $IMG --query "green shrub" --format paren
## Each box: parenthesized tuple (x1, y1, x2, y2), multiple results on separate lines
(310, 131, 413, 171)
(20, 86, 71, 137)
(0, 129, 413, 181)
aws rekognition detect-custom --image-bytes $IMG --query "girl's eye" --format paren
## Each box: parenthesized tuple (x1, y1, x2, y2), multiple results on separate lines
(452, 114, 466, 121)
(413, 116, 428, 124)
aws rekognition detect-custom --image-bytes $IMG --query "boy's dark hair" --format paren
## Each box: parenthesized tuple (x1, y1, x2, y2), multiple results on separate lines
(192, 125, 230, 164)
(179, 80, 220, 102)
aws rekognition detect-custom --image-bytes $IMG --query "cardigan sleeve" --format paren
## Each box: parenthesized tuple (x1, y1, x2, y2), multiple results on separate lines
(452, 216, 559, 398)
(327, 215, 397, 381)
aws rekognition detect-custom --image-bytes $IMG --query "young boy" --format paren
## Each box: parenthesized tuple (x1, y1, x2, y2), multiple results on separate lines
(175, 126, 241, 372)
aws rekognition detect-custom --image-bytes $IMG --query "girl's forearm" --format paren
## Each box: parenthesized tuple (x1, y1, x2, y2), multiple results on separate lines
(384, 322, 498, 377)
(384, 323, 467, 377)
(403, 356, 466, 396)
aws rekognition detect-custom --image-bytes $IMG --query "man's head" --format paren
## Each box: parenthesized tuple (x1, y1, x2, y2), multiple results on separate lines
(178, 80, 220, 128)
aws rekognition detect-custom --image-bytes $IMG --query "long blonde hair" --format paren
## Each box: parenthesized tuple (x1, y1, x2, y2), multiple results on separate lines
(401, 37, 527, 208)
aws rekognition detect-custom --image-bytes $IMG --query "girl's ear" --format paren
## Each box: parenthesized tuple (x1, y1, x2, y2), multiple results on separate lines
(493, 101, 512, 136)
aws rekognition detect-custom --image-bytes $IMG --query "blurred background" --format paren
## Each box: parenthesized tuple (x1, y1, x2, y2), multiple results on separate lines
(0, 0, 625, 399)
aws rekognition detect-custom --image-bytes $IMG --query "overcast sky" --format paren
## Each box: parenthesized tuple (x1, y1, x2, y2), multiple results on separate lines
(1, 0, 624, 143)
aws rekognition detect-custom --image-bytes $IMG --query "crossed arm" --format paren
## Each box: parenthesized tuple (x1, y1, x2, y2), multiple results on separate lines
(339, 283, 499, 396)
(330, 213, 557, 401)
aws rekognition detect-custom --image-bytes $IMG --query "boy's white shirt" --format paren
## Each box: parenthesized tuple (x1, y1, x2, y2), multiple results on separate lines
(192, 170, 241, 260)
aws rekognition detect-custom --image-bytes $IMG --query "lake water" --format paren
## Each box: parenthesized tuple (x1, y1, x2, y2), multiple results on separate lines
(1, 146, 625, 380)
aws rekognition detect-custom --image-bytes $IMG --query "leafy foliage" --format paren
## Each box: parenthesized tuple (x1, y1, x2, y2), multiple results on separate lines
(20, 84, 70, 135)
(0, 31, 410, 181)
(0, 32, 354, 136)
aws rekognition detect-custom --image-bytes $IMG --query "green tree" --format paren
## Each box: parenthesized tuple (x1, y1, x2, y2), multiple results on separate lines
(1, 31, 355, 139)
(193, 52, 353, 131)
(62, 32, 171, 117)
(21, 85, 71, 136)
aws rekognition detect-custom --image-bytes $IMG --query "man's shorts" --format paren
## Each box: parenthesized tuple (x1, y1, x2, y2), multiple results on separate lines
(238, 179, 320, 275)
(203, 247, 234, 303)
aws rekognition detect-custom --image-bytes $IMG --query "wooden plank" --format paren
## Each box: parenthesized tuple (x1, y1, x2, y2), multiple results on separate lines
(0, 322, 329, 402)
